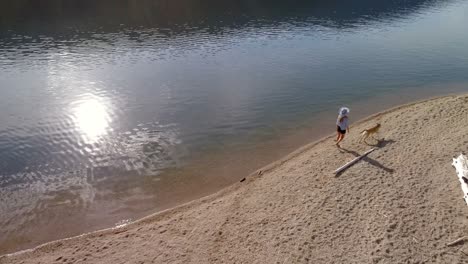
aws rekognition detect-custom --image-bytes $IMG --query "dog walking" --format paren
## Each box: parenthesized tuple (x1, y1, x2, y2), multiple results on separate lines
(335, 107, 350, 148)
(359, 123, 381, 144)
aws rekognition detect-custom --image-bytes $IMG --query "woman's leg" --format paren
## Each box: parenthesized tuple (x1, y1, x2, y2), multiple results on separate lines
(336, 133, 345, 147)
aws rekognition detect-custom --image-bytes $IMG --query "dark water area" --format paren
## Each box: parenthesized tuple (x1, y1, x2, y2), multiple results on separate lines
(1, 0, 468, 254)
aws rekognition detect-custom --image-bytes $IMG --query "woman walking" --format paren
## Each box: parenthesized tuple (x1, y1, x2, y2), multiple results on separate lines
(335, 107, 350, 148)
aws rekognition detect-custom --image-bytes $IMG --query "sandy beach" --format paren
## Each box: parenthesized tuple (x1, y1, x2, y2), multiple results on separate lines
(2, 94, 468, 264)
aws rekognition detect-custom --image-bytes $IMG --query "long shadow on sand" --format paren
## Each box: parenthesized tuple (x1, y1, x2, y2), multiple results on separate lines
(337, 139, 395, 176)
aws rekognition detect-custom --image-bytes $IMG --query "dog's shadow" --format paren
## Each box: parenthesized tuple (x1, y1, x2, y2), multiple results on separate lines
(365, 138, 395, 148)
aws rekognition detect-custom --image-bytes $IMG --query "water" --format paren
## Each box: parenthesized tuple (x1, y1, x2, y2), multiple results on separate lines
(1, 0, 468, 254)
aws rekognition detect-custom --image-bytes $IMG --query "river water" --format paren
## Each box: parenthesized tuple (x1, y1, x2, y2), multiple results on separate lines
(1, 0, 468, 254)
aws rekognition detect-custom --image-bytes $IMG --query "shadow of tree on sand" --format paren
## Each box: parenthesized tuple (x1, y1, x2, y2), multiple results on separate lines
(337, 138, 395, 176)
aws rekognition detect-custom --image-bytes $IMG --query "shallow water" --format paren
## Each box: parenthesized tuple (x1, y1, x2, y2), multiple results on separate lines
(1, 0, 468, 254)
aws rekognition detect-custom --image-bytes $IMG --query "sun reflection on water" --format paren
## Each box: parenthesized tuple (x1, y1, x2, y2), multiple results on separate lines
(72, 96, 110, 143)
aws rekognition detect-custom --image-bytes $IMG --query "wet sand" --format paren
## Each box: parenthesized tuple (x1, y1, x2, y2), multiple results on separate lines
(2, 94, 468, 263)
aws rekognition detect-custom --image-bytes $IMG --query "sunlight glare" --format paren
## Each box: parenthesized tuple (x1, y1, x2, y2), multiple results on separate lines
(73, 98, 110, 143)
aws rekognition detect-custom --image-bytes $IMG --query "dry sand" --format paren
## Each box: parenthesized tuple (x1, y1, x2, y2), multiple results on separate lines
(2, 94, 468, 264)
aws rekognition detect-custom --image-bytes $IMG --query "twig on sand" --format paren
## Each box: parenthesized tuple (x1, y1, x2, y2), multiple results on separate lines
(459, 248, 468, 257)
(334, 148, 377, 175)
(378, 210, 388, 218)
(447, 236, 467, 247)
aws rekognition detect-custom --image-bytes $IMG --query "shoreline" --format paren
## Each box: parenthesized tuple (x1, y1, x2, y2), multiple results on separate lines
(2, 85, 459, 255)
(243, 91, 466, 178)
(2, 92, 468, 263)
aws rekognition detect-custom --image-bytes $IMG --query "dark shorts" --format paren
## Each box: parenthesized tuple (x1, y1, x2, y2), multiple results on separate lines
(337, 126, 346, 134)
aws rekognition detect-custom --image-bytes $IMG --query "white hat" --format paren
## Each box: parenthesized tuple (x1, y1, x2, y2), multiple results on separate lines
(339, 107, 350, 116)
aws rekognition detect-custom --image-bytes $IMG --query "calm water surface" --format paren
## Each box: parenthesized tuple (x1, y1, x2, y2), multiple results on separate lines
(1, 0, 468, 254)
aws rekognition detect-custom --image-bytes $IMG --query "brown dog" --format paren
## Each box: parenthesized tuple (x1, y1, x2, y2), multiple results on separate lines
(359, 123, 381, 144)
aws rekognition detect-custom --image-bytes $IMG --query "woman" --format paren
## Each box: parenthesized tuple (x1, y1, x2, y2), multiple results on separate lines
(335, 107, 350, 148)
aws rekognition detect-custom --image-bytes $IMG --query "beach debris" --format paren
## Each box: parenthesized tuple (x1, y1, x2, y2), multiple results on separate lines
(334, 148, 377, 175)
(240, 178, 246, 182)
(452, 154, 468, 206)
(447, 236, 467, 247)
